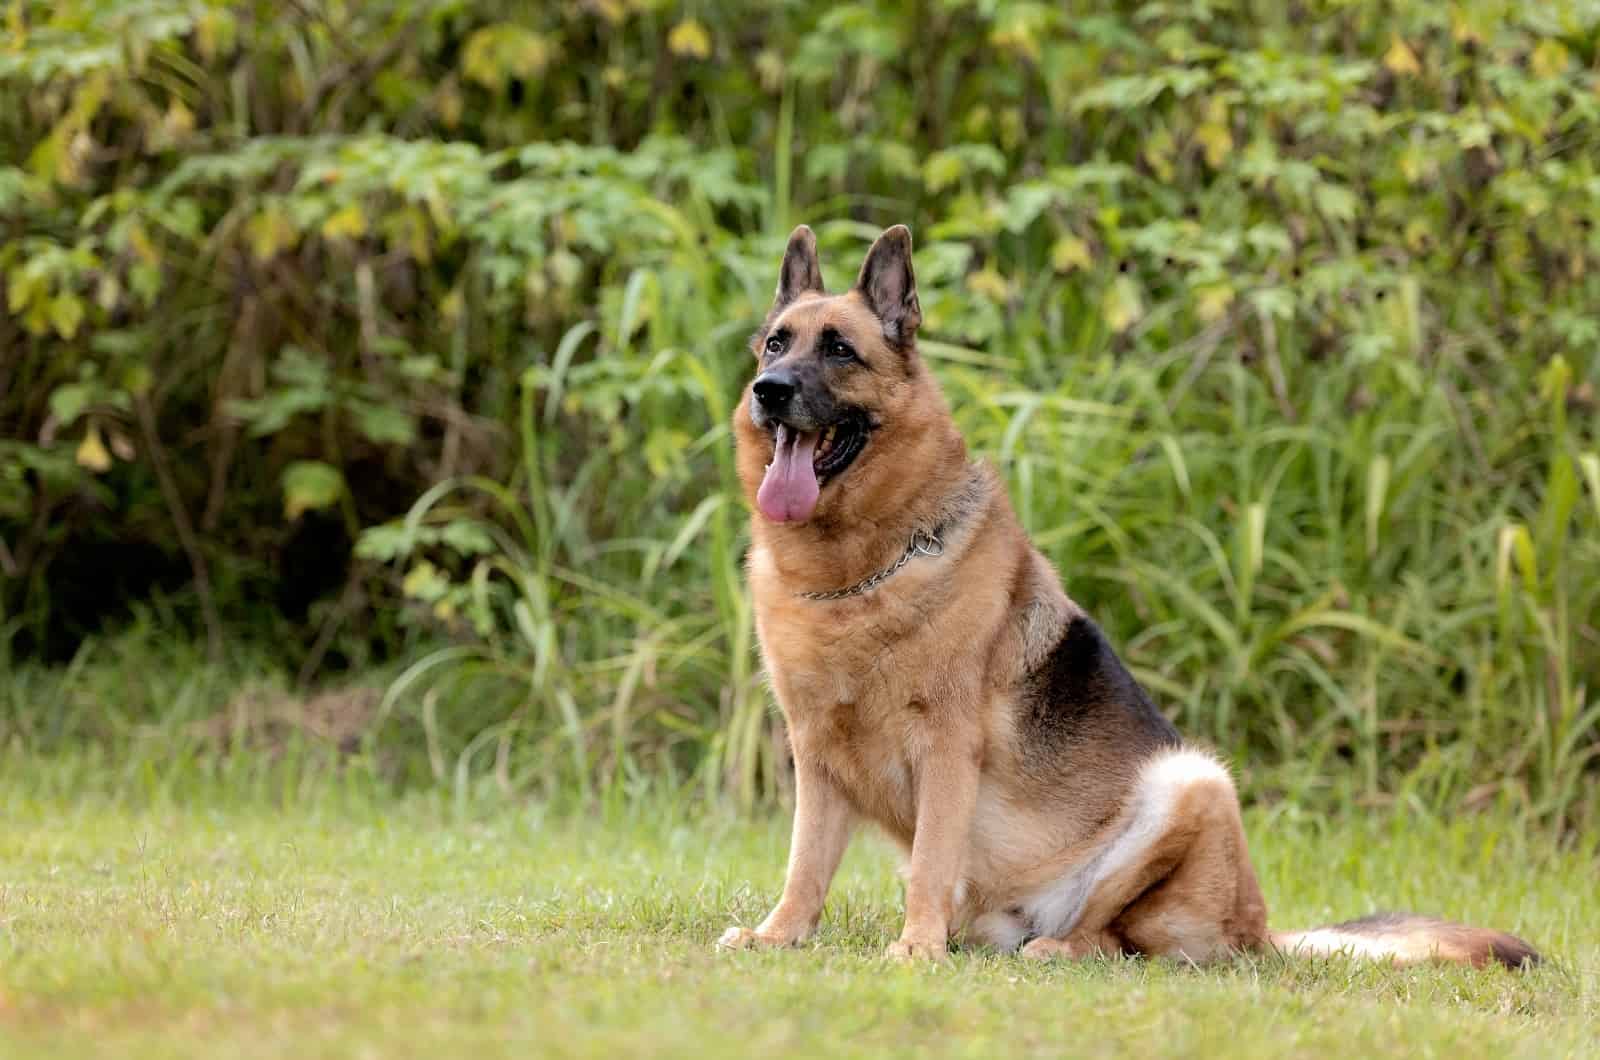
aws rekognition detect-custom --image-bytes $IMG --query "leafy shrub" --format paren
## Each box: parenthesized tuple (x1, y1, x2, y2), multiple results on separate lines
(2, 1, 1597, 820)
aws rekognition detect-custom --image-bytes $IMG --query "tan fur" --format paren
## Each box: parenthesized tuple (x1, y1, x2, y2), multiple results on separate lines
(717, 226, 1539, 971)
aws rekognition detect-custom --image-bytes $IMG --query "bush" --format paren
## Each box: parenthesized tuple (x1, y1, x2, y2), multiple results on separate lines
(2, 1, 1597, 819)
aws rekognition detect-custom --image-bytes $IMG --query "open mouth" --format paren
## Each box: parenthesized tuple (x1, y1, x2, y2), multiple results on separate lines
(755, 412, 869, 524)
(812, 411, 868, 481)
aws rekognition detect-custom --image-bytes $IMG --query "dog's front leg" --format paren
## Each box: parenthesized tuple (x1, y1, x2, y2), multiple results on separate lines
(886, 726, 981, 962)
(718, 752, 853, 950)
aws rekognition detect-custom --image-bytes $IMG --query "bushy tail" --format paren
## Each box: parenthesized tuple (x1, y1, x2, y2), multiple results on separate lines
(1271, 913, 1539, 970)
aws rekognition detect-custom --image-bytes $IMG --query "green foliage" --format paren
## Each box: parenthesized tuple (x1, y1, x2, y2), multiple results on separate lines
(2, 1, 1597, 818)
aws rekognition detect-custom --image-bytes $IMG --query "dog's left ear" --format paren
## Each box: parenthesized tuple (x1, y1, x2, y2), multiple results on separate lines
(854, 225, 922, 349)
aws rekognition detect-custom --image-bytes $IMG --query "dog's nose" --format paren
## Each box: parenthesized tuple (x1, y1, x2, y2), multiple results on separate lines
(752, 371, 797, 410)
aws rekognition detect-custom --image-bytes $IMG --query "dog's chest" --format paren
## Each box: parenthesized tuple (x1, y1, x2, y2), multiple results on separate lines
(796, 696, 921, 838)
(749, 535, 1007, 838)
(754, 565, 937, 696)
(758, 611, 938, 839)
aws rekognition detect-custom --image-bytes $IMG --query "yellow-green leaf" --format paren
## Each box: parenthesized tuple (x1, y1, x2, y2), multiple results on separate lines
(1451, 9, 1486, 45)
(989, 18, 1042, 61)
(1513, 526, 1538, 590)
(282, 460, 345, 521)
(923, 152, 965, 193)
(1496, 523, 1538, 597)
(402, 560, 449, 602)
(195, 9, 236, 61)
(321, 204, 367, 241)
(1050, 235, 1092, 273)
(1383, 36, 1421, 77)
(247, 207, 297, 262)
(1531, 39, 1570, 79)
(1142, 126, 1176, 182)
(966, 267, 1012, 303)
(1195, 98, 1233, 168)
(668, 19, 712, 60)
(1579, 453, 1600, 523)
(1244, 501, 1266, 578)
(76, 422, 111, 473)
(1366, 455, 1390, 558)
(548, 250, 582, 289)
(440, 286, 465, 322)
(1195, 121, 1233, 168)
(754, 50, 784, 93)
(644, 428, 692, 478)
(589, 0, 625, 24)
(95, 272, 121, 311)
(462, 25, 553, 90)
(1403, 218, 1432, 251)
(128, 223, 162, 267)
(161, 99, 195, 141)
(1195, 284, 1234, 323)
(1537, 354, 1571, 404)
(122, 362, 153, 397)
(1101, 275, 1144, 333)
(48, 293, 84, 339)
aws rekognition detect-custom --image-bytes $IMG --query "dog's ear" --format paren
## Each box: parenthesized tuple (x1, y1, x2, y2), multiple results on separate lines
(773, 224, 824, 310)
(854, 225, 922, 348)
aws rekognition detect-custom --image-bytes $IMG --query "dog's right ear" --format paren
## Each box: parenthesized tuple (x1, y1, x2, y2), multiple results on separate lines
(772, 224, 824, 310)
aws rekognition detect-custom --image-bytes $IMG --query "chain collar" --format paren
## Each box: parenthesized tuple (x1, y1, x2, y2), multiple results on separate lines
(795, 529, 945, 601)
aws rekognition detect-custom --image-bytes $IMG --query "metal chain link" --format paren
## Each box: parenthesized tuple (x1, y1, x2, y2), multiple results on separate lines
(795, 529, 944, 601)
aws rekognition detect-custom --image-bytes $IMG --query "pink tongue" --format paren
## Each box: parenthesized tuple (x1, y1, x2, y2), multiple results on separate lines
(757, 425, 821, 523)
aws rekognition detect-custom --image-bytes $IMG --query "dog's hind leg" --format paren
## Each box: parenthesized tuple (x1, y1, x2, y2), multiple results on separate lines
(1021, 749, 1268, 963)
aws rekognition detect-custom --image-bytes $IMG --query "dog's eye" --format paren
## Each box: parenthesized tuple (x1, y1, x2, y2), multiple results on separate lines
(828, 339, 856, 362)
(764, 336, 784, 356)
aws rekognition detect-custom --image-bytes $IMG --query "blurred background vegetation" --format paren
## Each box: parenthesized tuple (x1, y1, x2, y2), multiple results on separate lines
(2, 0, 1597, 826)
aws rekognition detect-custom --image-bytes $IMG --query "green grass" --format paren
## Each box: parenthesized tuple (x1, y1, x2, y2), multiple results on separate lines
(2, 769, 1596, 1059)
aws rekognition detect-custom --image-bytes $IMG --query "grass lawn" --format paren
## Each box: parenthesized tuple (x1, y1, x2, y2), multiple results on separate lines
(1, 770, 1596, 1059)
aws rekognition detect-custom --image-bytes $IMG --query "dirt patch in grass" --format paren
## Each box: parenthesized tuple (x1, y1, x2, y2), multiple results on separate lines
(197, 687, 381, 756)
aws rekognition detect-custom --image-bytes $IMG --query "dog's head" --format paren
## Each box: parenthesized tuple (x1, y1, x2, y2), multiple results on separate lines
(734, 224, 938, 526)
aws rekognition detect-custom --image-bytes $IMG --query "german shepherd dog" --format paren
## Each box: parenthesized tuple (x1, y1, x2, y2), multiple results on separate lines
(717, 224, 1539, 969)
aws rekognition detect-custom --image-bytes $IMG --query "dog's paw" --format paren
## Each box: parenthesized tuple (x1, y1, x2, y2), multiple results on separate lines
(716, 926, 792, 951)
(1020, 935, 1107, 961)
(1019, 937, 1072, 961)
(884, 937, 948, 963)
